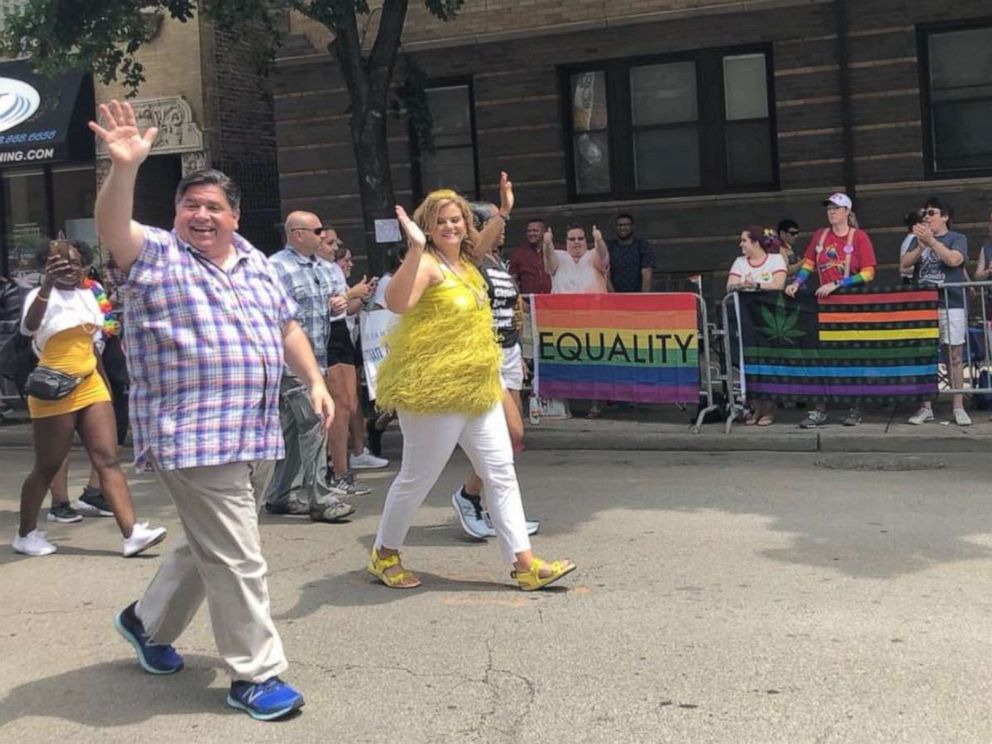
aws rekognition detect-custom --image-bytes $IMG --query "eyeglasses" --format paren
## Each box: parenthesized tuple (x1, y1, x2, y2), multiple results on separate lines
(787, 229, 800, 236)
(922, 208, 942, 217)
(293, 226, 325, 235)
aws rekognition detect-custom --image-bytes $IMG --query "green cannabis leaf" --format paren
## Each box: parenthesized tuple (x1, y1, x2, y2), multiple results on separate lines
(756, 294, 806, 345)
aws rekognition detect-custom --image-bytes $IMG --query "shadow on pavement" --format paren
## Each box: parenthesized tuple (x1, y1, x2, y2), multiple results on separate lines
(0, 656, 233, 728)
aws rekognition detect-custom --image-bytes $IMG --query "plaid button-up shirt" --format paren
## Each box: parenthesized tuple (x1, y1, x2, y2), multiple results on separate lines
(269, 245, 341, 370)
(122, 227, 297, 471)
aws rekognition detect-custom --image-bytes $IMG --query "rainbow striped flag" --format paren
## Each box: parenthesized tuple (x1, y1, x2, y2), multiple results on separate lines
(531, 293, 700, 403)
(738, 288, 940, 402)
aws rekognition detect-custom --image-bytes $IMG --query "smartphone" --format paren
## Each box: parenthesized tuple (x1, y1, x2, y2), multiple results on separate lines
(50, 239, 72, 261)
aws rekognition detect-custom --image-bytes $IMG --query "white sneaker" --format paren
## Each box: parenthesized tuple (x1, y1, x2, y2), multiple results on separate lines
(907, 407, 934, 425)
(482, 512, 541, 538)
(123, 523, 167, 558)
(953, 408, 972, 426)
(349, 447, 389, 470)
(12, 529, 57, 556)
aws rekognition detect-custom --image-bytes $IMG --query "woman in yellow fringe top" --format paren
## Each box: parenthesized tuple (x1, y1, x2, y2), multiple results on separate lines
(369, 174, 575, 591)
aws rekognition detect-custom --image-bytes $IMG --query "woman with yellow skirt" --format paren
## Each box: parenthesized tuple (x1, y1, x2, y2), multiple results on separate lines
(368, 183, 575, 591)
(13, 239, 167, 557)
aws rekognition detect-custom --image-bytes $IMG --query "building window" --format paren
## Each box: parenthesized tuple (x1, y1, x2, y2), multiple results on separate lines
(920, 22, 992, 178)
(413, 82, 478, 200)
(564, 48, 776, 200)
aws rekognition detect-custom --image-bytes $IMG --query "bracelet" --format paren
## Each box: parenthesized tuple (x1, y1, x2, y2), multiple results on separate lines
(36, 294, 49, 303)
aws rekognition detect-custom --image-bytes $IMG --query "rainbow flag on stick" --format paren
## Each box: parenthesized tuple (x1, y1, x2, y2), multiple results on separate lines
(531, 293, 700, 403)
(738, 288, 940, 402)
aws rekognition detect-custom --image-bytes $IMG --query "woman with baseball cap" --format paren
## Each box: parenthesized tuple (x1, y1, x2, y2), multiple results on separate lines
(785, 193, 877, 428)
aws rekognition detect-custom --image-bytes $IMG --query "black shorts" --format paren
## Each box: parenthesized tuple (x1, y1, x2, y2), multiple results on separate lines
(326, 320, 356, 367)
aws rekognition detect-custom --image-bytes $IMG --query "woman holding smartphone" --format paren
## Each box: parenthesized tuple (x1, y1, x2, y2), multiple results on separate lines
(14, 238, 166, 557)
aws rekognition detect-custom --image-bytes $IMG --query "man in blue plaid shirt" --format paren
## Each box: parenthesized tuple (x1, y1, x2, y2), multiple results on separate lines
(90, 100, 331, 721)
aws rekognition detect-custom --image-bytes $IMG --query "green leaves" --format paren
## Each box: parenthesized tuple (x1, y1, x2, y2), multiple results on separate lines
(756, 294, 805, 345)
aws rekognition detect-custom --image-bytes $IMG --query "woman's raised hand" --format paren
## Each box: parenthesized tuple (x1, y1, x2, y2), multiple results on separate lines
(499, 171, 514, 216)
(88, 100, 158, 168)
(395, 206, 426, 252)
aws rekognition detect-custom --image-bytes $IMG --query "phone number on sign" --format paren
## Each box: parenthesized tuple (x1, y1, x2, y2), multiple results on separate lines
(0, 130, 58, 145)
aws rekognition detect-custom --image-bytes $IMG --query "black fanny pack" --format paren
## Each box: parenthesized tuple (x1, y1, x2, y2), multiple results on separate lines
(24, 366, 90, 401)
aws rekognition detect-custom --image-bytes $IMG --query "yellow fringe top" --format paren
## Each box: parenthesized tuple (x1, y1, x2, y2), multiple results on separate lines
(376, 253, 503, 415)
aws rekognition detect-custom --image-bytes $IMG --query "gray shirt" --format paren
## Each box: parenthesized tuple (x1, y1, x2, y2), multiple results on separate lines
(915, 230, 967, 308)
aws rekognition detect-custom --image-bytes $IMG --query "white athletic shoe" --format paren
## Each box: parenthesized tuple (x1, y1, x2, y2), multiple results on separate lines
(123, 523, 168, 558)
(349, 447, 389, 470)
(907, 407, 934, 425)
(953, 408, 972, 427)
(13, 529, 57, 556)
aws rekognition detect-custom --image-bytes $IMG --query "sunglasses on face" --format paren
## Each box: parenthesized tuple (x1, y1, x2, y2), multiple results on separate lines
(787, 229, 800, 236)
(293, 226, 325, 235)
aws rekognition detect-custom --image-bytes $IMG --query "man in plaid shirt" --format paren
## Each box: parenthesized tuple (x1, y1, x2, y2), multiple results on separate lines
(90, 100, 331, 721)
(263, 210, 355, 522)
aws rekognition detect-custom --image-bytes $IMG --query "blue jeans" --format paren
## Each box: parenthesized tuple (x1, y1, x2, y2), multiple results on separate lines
(265, 375, 336, 508)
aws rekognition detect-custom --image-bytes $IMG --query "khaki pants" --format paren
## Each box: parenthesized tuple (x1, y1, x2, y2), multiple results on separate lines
(136, 458, 287, 683)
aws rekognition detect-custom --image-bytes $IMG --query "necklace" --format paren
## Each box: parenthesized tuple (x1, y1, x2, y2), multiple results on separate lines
(433, 251, 486, 310)
(83, 278, 121, 336)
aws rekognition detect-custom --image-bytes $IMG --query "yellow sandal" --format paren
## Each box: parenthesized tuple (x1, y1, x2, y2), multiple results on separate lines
(511, 557, 576, 591)
(368, 547, 421, 589)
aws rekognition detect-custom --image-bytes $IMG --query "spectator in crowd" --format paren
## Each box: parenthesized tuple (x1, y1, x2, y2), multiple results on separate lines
(902, 196, 971, 427)
(263, 211, 356, 522)
(508, 219, 552, 295)
(316, 227, 340, 263)
(451, 197, 539, 540)
(544, 223, 609, 417)
(786, 192, 877, 428)
(92, 100, 331, 719)
(899, 211, 923, 284)
(334, 243, 388, 470)
(727, 226, 788, 426)
(607, 212, 654, 292)
(776, 219, 801, 275)
(975, 205, 992, 288)
(319, 231, 376, 495)
(14, 238, 167, 557)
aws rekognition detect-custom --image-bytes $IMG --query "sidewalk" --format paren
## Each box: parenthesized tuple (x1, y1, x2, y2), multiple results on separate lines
(2, 401, 989, 453)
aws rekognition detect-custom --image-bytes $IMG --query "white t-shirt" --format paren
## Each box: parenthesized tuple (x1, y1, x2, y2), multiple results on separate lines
(21, 287, 104, 355)
(371, 272, 392, 309)
(550, 249, 608, 294)
(728, 253, 787, 287)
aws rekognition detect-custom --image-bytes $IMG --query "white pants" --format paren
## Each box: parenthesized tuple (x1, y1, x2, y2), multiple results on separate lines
(375, 404, 531, 563)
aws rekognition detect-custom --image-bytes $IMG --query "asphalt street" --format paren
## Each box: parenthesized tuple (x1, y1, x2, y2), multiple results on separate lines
(1, 446, 991, 743)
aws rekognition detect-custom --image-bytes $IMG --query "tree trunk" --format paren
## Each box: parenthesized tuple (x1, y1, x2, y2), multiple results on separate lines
(351, 106, 399, 277)
(327, 0, 409, 277)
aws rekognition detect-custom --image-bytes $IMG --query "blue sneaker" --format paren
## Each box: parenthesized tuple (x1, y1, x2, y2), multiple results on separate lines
(227, 677, 305, 720)
(114, 601, 184, 674)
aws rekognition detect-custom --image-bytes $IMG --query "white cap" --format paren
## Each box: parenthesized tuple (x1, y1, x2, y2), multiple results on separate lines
(823, 192, 852, 209)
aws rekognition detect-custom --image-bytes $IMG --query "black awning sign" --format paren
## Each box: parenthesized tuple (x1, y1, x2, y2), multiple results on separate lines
(0, 60, 93, 166)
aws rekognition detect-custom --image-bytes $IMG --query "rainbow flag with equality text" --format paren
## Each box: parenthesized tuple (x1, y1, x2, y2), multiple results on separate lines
(531, 293, 700, 403)
(738, 287, 940, 402)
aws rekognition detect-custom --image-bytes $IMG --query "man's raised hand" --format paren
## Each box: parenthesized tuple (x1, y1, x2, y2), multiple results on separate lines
(88, 100, 158, 169)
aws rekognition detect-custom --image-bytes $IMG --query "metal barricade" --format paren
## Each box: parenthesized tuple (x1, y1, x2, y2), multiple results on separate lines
(717, 292, 750, 433)
(930, 281, 992, 401)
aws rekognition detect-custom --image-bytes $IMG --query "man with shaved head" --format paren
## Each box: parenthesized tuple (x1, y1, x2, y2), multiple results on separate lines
(264, 211, 355, 522)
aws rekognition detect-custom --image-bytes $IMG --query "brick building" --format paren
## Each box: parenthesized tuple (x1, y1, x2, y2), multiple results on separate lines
(274, 0, 992, 292)
(0, 10, 281, 276)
